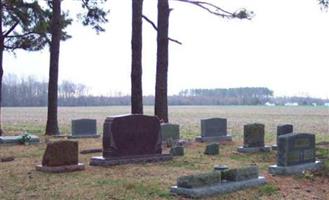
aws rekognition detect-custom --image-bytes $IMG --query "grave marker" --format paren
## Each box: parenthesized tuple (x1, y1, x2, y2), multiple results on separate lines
(69, 119, 99, 138)
(238, 123, 271, 153)
(195, 118, 232, 142)
(90, 114, 172, 166)
(36, 140, 85, 173)
(269, 133, 323, 175)
(272, 124, 293, 150)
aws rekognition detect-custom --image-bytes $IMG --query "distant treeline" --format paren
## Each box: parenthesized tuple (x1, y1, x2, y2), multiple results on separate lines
(2, 75, 328, 106)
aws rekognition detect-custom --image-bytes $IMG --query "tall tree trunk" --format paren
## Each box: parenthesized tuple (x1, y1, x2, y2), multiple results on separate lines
(155, 0, 169, 122)
(45, 0, 61, 135)
(0, 1, 4, 135)
(131, 0, 143, 114)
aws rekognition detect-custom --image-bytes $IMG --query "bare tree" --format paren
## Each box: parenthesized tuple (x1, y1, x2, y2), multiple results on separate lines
(131, 0, 144, 114)
(153, 0, 252, 122)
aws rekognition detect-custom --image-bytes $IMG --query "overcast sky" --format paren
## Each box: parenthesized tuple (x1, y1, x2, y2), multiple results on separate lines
(3, 0, 329, 98)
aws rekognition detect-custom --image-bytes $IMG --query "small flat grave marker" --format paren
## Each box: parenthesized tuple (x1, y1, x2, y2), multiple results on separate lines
(0, 134, 40, 145)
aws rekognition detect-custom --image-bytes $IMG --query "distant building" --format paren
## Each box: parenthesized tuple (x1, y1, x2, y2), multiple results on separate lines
(265, 102, 275, 106)
(284, 102, 299, 106)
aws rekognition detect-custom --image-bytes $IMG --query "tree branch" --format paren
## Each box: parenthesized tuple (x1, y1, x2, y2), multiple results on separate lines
(172, 0, 253, 19)
(142, 15, 182, 45)
(3, 21, 19, 38)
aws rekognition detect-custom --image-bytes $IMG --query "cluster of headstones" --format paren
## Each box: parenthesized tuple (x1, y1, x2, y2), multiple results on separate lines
(1, 114, 323, 198)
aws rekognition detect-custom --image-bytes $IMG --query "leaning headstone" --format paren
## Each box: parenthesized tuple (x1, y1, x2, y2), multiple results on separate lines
(272, 124, 293, 150)
(90, 114, 173, 166)
(0, 134, 40, 145)
(171, 166, 266, 198)
(170, 146, 184, 156)
(68, 119, 99, 138)
(237, 123, 271, 153)
(204, 143, 219, 155)
(161, 123, 180, 142)
(195, 118, 232, 142)
(269, 133, 323, 175)
(36, 140, 85, 173)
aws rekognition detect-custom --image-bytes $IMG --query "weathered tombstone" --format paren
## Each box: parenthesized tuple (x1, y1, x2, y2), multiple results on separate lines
(36, 140, 85, 173)
(221, 166, 259, 181)
(90, 114, 173, 166)
(0, 134, 40, 145)
(171, 166, 266, 198)
(161, 123, 180, 142)
(195, 118, 232, 142)
(170, 146, 184, 156)
(237, 123, 271, 153)
(68, 119, 99, 138)
(177, 172, 222, 189)
(269, 133, 323, 175)
(272, 124, 293, 150)
(204, 143, 219, 155)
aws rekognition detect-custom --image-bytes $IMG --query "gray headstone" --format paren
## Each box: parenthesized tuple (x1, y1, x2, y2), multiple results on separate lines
(277, 133, 315, 166)
(276, 124, 293, 145)
(170, 146, 184, 156)
(201, 118, 227, 137)
(71, 119, 97, 136)
(243, 123, 265, 148)
(161, 123, 180, 141)
(204, 143, 219, 155)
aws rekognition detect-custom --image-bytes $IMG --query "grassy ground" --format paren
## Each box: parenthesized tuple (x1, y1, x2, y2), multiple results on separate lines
(0, 106, 328, 200)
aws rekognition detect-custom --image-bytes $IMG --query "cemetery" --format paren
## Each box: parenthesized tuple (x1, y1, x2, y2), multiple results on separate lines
(0, 1, 328, 199)
(0, 106, 328, 199)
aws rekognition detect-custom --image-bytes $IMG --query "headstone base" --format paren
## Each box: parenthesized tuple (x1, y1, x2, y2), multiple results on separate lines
(0, 135, 40, 145)
(68, 134, 100, 139)
(271, 144, 277, 150)
(170, 177, 266, 198)
(237, 146, 271, 153)
(268, 161, 323, 175)
(90, 154, 173, 166)
(35, 163, 85, 173)
(195, 135, 232, 143)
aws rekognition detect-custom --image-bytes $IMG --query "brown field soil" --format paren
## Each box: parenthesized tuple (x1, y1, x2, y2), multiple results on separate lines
(0, 106, 328, 200)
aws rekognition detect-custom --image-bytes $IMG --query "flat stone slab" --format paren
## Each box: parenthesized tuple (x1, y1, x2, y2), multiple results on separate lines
(0, 135, 40, 145)
(80, 148, 103, 154)
(90, 154, 173, 166)
(237, 146, 271, 153)
(68, 134, 100, 139)
(268, 161, 323, 175)
(36, 163, 85, 173)
(170, 176, 266, 198)
(1, 156, 15, 162)
(195, 135, 232, 143)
